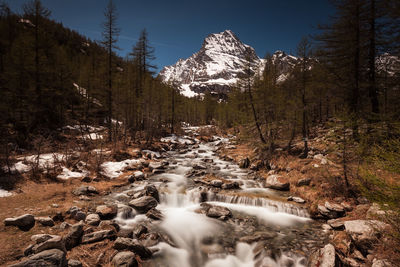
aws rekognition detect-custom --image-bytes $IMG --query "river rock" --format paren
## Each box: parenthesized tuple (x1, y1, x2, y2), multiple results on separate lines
(4, 214, 35, 231)
(239, 231, 277, 243)
(221, 181, 239, 189)
(296, 177, 311, 187)
(85, 213, 101, 226)
(287, 196, 306, 204)
(344, 220, 388, 253)
(146, 208, 163, 220)
(325, 201, 345, 213)
(210, 180, 223, 188)
(145, 185, 160, 202)
(68, 259, 83, 267)
(193, 163, 207, 170)
(318, 204, 343, 219)
(309, 244, 336, 267)
(239, 157, 250, 168)
(149, 162, 164, 171)
(32, 235, 66, 254)
(31, 234, 58, 244)
(327, 218, 345, 230)
(72, 185, 98, 196)
(64, 222, 84, 250)
(372, 258, 392, 267)
(81, 229, 116, 244)
(112, 251, 138, 267)
(265, 175, 290, 191)
(9, 249, 66, 267)
(67, 206, 86, 221)
(35, 216, 55, 227)
(133, 224, 148, 237)
(113, 237, 152, 259)
(96, 204, 118, 219)
(129, 196, 158, 213)
(204, 204, 232, 219)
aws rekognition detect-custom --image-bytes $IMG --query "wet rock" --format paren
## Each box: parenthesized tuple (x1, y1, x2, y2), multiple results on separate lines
(68, 259, 82, 267)
(96, 204, 118, 220)
(146, 208, 163, 220)
(118, 228, 134, 238)
(112, 251, 138, 267)
(81, 229, 116, 244)
(221, 181, 239, 190)
(193, 163, 207, 170)
(85, 213, 101, 226)
(72, 185, 98, 196)
(119, 206, 134, 220)
(149, 162, 164, 171)
(32, 235, 66, 254)
(132, 224, 148, 238)
(129, 196, 158, 213)
(202, 203, 232, 219)
(296, 177, 311, 187)
(265, 175, 290, 191)
(239, 232, 277, 243)
(239, 157, 250, 168)
(9, 249, 66, 267)
(113, 237, 152, 259)
(309, 244, 336, 267)
(344, 220, 388, 253)
(64, 222, 84, 250)
(327, 219, 345, 230)
(203, 158, 214, 163)
(287, 196, 306, 204)
(4, 214, 35, 231)
(210, 180, 223, 188)
(145, 185, 160, 202)
(131, 171, 145, 182)
(35, 216, 55, 227)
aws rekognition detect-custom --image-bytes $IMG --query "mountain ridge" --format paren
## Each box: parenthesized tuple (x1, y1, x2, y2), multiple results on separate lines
(159, 30, 298, 97)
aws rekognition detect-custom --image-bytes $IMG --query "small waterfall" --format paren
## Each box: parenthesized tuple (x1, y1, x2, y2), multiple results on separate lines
(205, 192, 310, 218)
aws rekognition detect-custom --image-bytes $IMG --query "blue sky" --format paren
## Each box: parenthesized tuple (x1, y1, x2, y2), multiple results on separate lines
(6, 0, 334, 72)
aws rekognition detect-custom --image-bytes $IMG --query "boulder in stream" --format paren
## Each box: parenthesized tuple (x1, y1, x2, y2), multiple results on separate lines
(112, 251, 138, 267)
(129, 196, 158, 213)
(113, 237, 152, 259)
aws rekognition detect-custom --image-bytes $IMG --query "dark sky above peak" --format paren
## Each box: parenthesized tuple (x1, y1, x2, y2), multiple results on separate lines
(6, 0, 334, 72)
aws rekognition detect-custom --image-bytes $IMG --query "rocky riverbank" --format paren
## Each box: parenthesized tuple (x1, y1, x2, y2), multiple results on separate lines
(0, 125, 394, 266)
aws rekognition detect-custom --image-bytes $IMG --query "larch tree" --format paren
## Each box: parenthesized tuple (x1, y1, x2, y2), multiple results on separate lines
(101, 0, 119, 142)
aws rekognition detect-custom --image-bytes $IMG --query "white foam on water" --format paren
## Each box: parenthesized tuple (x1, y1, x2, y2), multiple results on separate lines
(208, 202, 309, 226)
(205, 242, 255, 267)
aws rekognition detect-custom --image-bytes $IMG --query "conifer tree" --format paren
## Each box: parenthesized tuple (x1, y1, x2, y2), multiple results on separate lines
(101, 0, 119, 142)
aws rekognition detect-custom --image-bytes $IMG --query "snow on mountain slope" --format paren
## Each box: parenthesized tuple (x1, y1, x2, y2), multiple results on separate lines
(159, 30, 297, 97)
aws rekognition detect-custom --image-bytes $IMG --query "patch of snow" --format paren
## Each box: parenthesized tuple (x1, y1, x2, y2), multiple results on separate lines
(83, 133, 103, 140)
(101, 159, 141, 179)
(57, 167, 88, 180)
(73, 83, 102, 106)
(0, 188, 12, 197)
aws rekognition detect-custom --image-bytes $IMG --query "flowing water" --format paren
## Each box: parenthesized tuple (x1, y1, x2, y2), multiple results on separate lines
(108, 132, 328, 267)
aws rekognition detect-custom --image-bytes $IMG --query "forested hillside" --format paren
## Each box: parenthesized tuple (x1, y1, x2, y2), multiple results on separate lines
(0, 0, 212, 151)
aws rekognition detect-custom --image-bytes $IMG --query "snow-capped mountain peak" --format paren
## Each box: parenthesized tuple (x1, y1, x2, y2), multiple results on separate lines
(159, 30, 296, 97)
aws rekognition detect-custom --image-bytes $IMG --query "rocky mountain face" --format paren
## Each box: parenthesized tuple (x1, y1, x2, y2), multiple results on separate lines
(159, 30, 298, 97)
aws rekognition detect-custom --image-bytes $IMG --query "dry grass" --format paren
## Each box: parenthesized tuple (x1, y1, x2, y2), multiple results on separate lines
(0, 173, 129, 266)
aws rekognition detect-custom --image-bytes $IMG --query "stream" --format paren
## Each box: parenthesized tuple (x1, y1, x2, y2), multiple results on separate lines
(105, 129, 328, 267)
